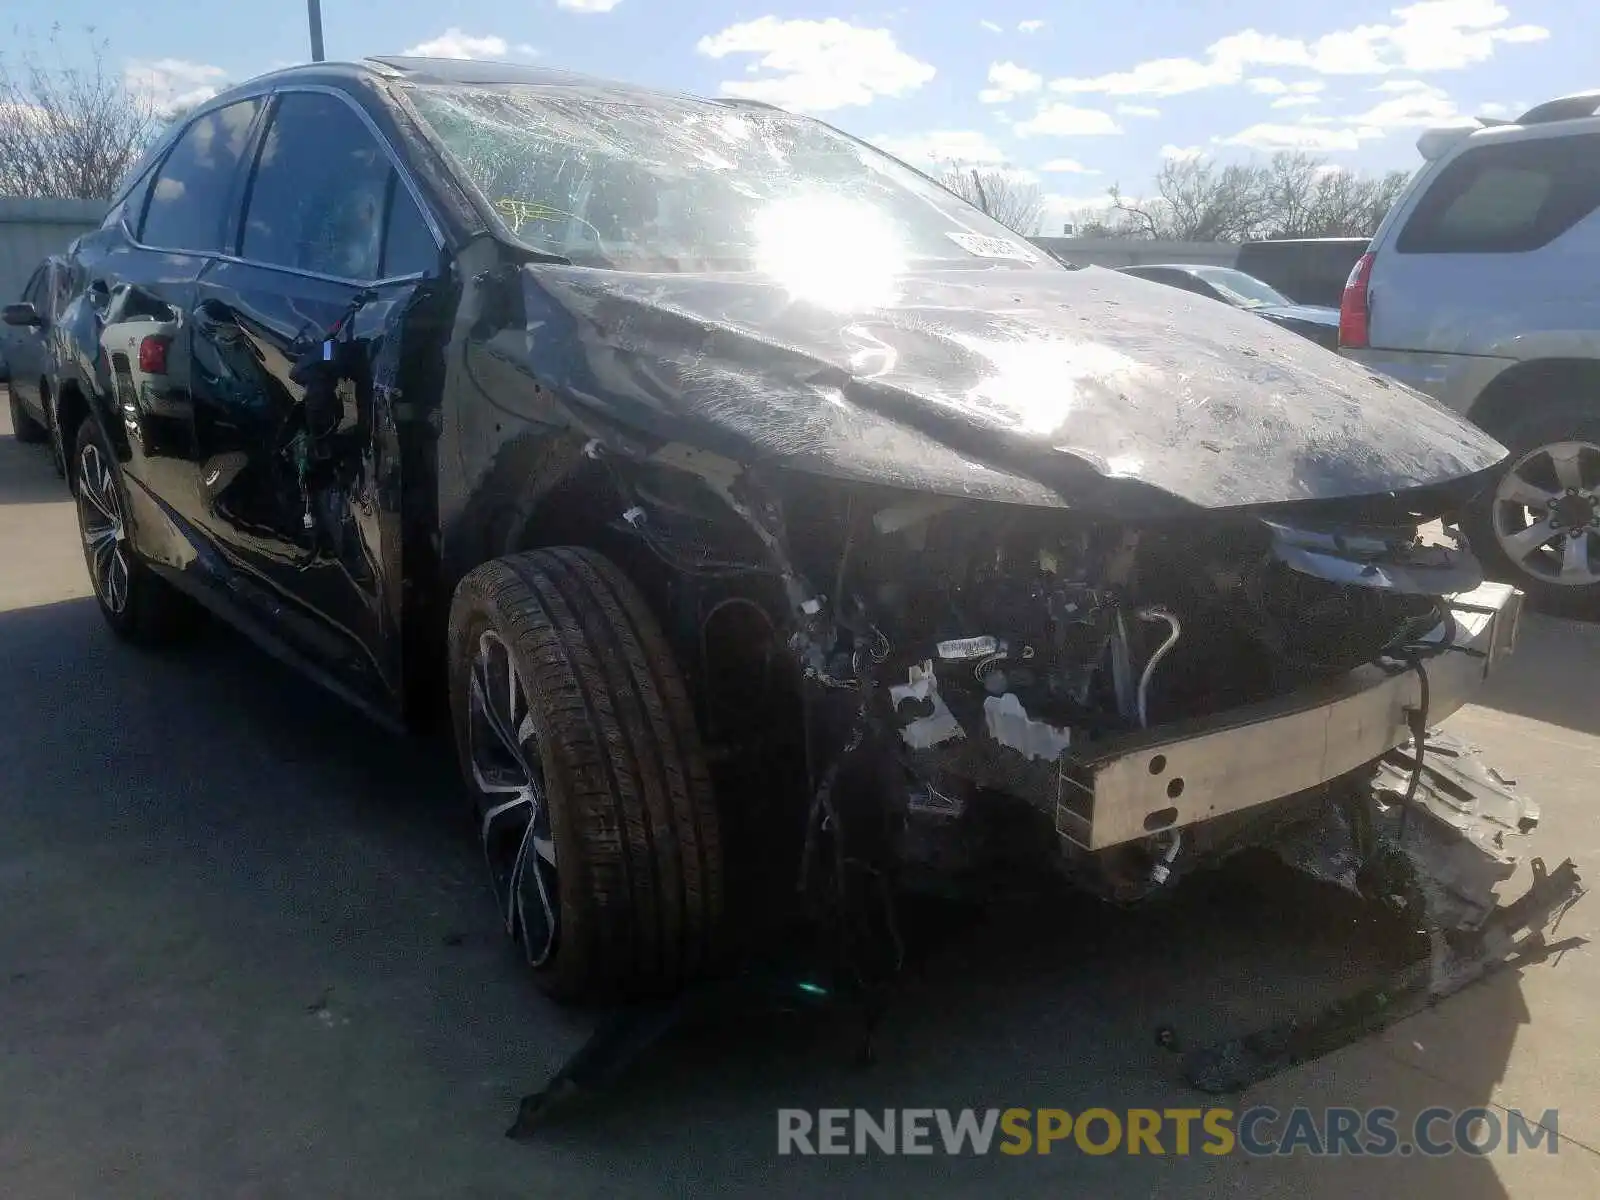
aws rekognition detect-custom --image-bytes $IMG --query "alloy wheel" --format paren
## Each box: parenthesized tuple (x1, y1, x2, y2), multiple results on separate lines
(1491, 439, 1600, 588)
(76, 442, 131, 614)
(467, 628, 559, 966)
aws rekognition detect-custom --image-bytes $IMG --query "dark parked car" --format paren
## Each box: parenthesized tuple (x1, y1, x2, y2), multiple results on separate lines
(1117, 263, 1341, 349)
(4, 254, 70, 462)
(45, 57, 1538, 1007)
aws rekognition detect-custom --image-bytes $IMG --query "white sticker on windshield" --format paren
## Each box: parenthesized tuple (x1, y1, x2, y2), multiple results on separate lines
(945, 232, 1038, 262)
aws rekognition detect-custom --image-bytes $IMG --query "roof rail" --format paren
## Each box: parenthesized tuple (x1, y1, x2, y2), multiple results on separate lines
(1516, 91, 1600, 124)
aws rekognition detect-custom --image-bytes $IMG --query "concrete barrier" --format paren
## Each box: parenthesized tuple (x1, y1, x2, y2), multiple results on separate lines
(0, 198, 107, 302)
(1029, 237, 1238, 269)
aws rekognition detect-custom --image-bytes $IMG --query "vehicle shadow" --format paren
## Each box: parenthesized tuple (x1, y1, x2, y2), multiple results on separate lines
(0, 596, 1554, 1199)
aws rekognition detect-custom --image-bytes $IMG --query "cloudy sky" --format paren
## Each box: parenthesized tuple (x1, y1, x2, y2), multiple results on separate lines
(33, 0, 1593, 226)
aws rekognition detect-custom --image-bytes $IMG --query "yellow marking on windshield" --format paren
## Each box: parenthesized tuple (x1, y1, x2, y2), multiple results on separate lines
(494, 197, 571, 234)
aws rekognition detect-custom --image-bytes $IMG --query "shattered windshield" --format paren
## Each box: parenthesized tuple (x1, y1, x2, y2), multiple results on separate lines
(405, 85, 1049, 277)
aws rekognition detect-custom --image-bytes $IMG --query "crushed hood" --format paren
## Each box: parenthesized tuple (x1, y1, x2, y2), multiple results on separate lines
(509, 263, 1506, 513)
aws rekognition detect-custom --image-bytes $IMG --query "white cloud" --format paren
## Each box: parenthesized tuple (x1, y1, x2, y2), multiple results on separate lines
(125, 58, 226, 115)
(1018, 20, 1047, 34)
(871, 129, 1007, 165)
(403, 28, 515, 58)
(1049, 2, 1548, 98)
(1217, 123, 1371, 151)
(980, 20, 1003, 34)
(979, 61, 1043, 104)
(1271, 94, 1323, 108)
(1116, 103, 1162, 117)
(1373, 78, 1433, 91)
(1161, 144, 1206, 161)
(1040, 158, 1101, 174)
(1051, 56, 1236, 98)
(1248, 78, 1325, 95)
(1350, 81, 1460, 126)
(696, 17, 935, 112)
(556, 0, 622, 10)
(1013, 103, 1122, 137)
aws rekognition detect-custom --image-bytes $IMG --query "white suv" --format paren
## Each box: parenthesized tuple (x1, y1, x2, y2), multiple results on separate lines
(1340, 92, 1600, 608)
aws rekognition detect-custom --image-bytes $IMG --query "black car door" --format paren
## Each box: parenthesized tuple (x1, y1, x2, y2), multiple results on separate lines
(189, 87, 440, 709)
(63, 97, 264, 574)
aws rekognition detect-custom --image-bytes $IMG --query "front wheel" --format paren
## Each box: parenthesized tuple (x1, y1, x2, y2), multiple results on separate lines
(1464, 402, 1600, 611)
(8, 387, 47, 443)
(447, 547, 724, 1003)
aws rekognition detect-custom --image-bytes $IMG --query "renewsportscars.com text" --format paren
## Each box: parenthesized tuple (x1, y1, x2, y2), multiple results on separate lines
(777, 1106, 1561, 1157)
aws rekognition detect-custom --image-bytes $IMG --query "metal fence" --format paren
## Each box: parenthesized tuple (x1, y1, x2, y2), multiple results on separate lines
(0, 198, 107, 302)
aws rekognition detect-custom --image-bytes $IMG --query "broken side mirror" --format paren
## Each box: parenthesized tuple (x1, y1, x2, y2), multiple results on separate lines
(3, 302, 42, 327)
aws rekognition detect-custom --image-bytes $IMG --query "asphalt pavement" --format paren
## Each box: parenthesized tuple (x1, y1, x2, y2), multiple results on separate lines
(3, 399, 1598, 1199)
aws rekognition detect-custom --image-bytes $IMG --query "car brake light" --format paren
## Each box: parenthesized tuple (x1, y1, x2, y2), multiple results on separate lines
(138, 335, 170, 375)
(1339, 252, 1375, 350)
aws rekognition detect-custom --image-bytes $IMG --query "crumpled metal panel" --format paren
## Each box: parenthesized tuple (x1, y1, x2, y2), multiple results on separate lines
(508, 263, 1508, 514)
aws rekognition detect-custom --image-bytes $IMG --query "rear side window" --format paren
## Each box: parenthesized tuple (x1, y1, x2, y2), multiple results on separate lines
(140, 99, 263, 252)
(241, 91, 394, 281)
(1397, 135, 1600, 253)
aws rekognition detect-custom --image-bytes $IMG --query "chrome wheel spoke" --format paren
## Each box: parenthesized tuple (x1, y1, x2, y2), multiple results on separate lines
(80, 473, 119, 525)
(510, 815, 558, 967)
(1503, 516, 1560, 563)
(83, 524, 118, 554)
(467, 627, 558, 966)
(1561, 532, 1596, 584)
(1497, 470, 1560, 510)
(1547, 443, 1588, 493)
(106, 549, 129, 611)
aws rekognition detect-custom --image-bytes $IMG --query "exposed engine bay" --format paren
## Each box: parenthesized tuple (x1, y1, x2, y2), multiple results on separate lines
(507, 447, 1583, 1130)
(604, 451, 1507, 911)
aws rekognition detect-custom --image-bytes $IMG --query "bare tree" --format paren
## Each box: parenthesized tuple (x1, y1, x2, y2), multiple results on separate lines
(1088, 152, 1412, 242)
(0, 27, 161, 200)
(937, 164, 1045, 236)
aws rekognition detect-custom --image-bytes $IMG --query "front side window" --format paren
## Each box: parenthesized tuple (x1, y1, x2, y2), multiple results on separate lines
(241, 92, 395, 280)
(141, 99, 263, 252)
(405, 85, 1051, 277)
(1398, 135, 1600, 254)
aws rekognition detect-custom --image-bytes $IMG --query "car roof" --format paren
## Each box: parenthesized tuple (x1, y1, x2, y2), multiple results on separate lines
(1122, 263, 1217, 274)
(214, 56, 714, 109)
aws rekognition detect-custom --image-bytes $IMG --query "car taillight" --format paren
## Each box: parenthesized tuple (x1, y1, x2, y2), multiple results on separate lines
(1338, 252, 1375, 349)
(138, 334, 169, 375)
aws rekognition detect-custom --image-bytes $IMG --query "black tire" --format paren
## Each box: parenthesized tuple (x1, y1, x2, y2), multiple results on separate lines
(1464, 401, 1600, 612)
(8, 386, 47, 443)
(447, 546, 724, 1003)
(71, 417, 195, 644)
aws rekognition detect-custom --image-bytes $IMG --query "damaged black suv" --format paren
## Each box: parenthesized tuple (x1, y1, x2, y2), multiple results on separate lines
(48, 57, 1540, 1005)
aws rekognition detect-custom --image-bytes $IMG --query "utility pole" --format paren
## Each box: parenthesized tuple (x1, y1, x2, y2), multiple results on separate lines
(308, 0, 326, 62)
